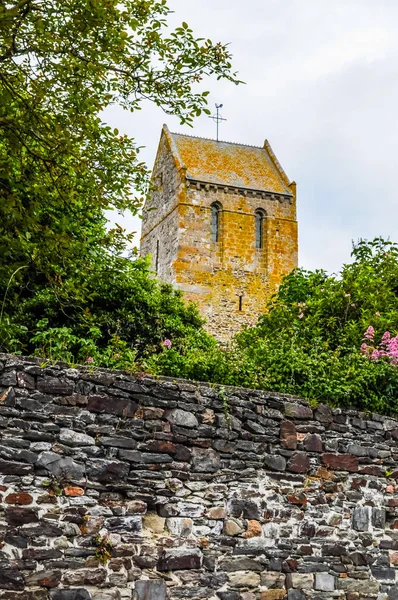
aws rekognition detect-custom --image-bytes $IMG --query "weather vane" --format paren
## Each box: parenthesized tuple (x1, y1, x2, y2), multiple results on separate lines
(209, 103, 226, 142)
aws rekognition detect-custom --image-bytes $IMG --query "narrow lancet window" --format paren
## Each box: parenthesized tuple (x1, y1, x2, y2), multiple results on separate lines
(155, 239, 160, 274)
(255, 210, 265, 249)
(211, 202, 222, 243)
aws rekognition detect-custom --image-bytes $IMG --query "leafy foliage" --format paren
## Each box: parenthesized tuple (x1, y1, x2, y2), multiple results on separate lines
(152, 238, 398, 414)
(0, 0, 238, 358)
(2, 253, 211, 365)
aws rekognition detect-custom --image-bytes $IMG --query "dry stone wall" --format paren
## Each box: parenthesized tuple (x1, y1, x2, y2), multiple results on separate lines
(1, 355, 398, 600)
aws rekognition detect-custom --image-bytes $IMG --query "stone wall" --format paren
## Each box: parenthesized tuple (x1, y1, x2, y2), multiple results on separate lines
(140, 126, 183, 284)
(1, 354, 398, 600)
(173, 182, 297, 340)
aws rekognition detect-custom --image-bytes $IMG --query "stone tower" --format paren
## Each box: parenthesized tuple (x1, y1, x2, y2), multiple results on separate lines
(140, 125, 298, 340)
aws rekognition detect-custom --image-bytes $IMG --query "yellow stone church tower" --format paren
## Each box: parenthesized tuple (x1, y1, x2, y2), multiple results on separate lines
(140, 125, 298, 340)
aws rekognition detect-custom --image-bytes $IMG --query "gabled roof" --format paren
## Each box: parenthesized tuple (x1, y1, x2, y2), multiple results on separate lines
(163, 125, 293, 196)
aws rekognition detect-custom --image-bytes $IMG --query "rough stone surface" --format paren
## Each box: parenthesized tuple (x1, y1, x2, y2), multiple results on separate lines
(285, 402, 313, 419)
(0, 354, 398, 599)
(322, 452, 359, 472)
(51, 591, 91, 600)
(165, 408, 198, 428)
(140, 126, 298, 341)
(0, 568, 24, 590)
(280, 420, 297, 450)
(228, 571, 261, 588)
(134, 580, 167, 600)
(191, 447, 221, 472)
(59, 428, 96, 446)
(36, 451, 84, 479)
(352, 506, 370, 531)
(315, 573, 335, 591)
(157, 547, 202, 571)
(287, 452, 310, 474)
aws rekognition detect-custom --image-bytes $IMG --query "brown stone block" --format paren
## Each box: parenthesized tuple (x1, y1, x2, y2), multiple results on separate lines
(280, 420, 297, 449)
(316, 466, 334, 480)
(243, 519, 262, 538)
(322, 453, 358, 472)
(5, 492, 33, 505)
(304, 433, 323, 453)
(287, 452, 310, 474)
(287, 492, 307, 505)
(64, 486, 84, 497)
(260, 590, 287, 600)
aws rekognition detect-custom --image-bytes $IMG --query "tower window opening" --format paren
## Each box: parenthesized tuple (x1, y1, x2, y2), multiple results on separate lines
(238, 295, 243, 311)
(255, 209, 266, 249)
(155, 239, 160, 274)
(211, 202, 222, 243)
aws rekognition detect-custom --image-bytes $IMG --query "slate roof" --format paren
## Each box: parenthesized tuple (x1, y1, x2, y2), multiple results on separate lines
(164, 125, 293, 196)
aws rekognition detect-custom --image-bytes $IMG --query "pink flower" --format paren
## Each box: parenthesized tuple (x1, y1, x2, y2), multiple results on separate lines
(361, 329, 398, 365)
(345, 293, 351, 297)
(381, 332, 391, 347)
(298, 313, 304, 319)
(85, 357, 94, 364)
(371, 349, 380, 360)
(162, 339, 172, 349)
(375, 312, 381, 317)
(363, 326, 375, 341)
(351, 303, 356, 307)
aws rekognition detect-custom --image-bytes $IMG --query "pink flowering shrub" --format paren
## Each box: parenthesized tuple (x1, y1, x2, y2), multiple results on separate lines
(361, 327, 398, 365)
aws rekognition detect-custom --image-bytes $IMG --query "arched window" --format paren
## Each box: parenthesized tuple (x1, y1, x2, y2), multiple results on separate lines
(211, 202, 222, 243)
(255, 209, 266, 249)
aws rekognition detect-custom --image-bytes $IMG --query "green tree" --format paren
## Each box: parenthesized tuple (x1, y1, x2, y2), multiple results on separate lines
(11, 253, 212, 366)
(0, 0, 238, 351)
(152, 238, 398, 414)
(251, 237, 398, 351)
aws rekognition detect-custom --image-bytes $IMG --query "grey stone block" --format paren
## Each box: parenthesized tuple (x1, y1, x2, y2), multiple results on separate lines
(372, 507, 386, 529)
(352, 507, 369, 531)
(51, 590, 91, 600)
(191, 447, 220, 472)
(134, 579, 167, 600)
(288, 590, 306, 600)
(165, 408, 198, 428)
(315, 572, 335, 591)
(36, 451, 84, 479)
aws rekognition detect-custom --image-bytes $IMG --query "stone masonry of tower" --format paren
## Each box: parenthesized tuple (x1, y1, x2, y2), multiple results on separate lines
(140, 125, 298, 340)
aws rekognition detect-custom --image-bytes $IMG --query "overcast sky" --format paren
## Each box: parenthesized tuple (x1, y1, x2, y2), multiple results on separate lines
(106, 0, 398, 274)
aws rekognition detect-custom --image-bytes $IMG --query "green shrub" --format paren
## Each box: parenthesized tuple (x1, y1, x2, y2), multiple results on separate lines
(3, 237, 398, 415)
(148, 238, 398, 414)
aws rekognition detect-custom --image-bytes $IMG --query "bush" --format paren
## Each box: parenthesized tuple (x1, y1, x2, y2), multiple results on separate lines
(0, 255, 208, 367)
(149, 238, 398, 414)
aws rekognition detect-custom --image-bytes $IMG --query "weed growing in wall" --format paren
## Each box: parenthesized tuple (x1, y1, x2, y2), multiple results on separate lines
(95, 534, 113, 565)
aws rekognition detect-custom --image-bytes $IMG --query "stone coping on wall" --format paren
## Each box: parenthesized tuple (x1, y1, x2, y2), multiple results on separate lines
(1, 353, 398, 600)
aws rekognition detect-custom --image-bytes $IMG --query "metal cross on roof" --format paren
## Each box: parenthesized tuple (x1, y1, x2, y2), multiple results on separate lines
(209, 103, 226, 142)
